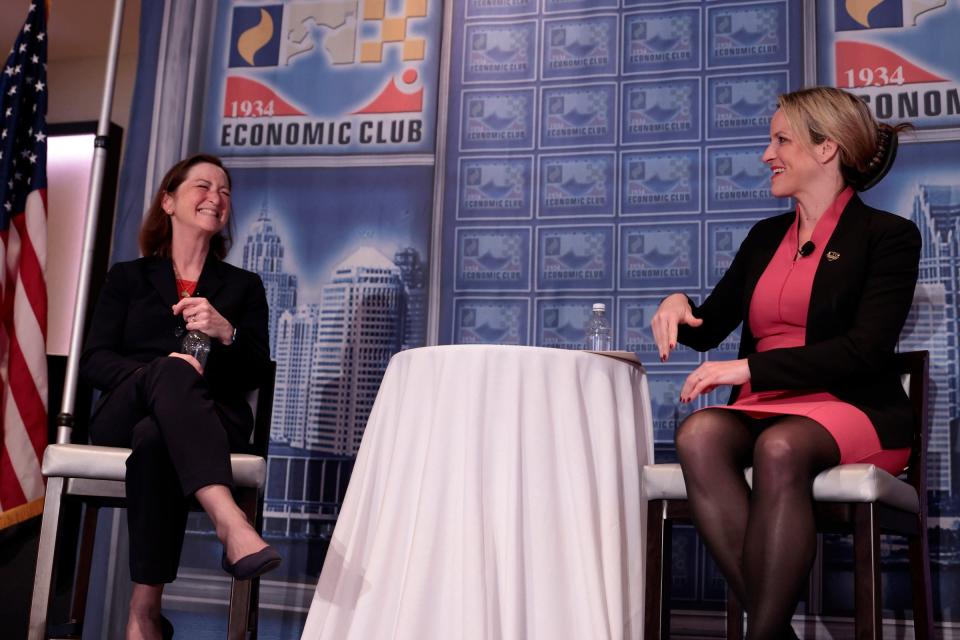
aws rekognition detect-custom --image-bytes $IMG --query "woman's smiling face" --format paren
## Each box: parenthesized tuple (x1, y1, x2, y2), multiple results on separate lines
(162, 162, 231, 239)
(761, 109, 827, 200)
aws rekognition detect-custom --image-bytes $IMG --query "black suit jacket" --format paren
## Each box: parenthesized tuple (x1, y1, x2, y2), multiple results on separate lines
(80, 255, 270, 439)
(678, 195, 921, 449)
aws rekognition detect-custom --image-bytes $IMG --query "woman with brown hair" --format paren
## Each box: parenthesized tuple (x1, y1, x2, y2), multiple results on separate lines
(81, 154, 280, 639)
(651, 87, 919, 639)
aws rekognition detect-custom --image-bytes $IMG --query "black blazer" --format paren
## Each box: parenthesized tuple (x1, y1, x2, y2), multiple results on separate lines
(678, 195, 921, 449)
(80, 255, 270, 440)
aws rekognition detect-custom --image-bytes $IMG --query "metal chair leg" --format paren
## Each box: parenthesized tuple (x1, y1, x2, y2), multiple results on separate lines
(226, 487, 262, 639)
(644, 500, 670, 640)
(29, 477, 66, 640)
(853, 504, 882, 640)
(66, 503, 100, 633)
(908, 513, 934, 640)
(248, 576, 262, 640)
(227, 578, 254, 640)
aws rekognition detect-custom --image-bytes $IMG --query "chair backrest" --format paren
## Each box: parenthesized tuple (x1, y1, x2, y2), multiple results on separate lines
(247, 361, 276, 459)
(893, 350, 929, 501)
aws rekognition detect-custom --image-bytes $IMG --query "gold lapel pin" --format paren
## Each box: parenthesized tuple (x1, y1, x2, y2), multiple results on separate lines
(826, 250, 840, 261)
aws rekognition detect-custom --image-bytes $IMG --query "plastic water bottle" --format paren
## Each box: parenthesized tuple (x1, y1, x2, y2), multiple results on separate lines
(585, 303, 613, 351)
(181, 330, 211, 368)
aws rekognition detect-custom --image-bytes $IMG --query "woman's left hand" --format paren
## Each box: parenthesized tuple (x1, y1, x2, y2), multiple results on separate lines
(172, 297, 234, 345)
(680, 358, 750, 403)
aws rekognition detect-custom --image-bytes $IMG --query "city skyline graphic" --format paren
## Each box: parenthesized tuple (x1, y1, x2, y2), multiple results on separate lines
(235, 205, 427, 538)
(904, 183, 960, 512)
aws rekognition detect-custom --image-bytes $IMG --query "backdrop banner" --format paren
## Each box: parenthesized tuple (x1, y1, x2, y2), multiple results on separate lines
(97, 0, 439, 636)
(86, 0, 959, 636)
(437, 0, 960, 628)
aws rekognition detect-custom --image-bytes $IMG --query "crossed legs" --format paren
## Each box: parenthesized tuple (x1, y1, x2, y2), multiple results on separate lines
(91, 357, 269, 639)
(675, 409, 840, 640)
(123, 487, 268, 640)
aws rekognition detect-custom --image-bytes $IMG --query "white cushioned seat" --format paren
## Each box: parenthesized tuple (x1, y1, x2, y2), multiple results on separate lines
(641, 463, 688, 501)
(642, 462, 919, 514)
(41, 443, 267, 489)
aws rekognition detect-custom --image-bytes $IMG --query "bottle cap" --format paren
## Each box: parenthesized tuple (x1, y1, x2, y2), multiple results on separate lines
(592, 303, 605, 312)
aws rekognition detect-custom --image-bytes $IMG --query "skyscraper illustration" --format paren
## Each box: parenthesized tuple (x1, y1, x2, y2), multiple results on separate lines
(305, 247, 404, 454)
(903, 185, 960, 497)
(271, 304, 321, 445)
(237, 214, 421, 535)
(241, 210, 298, 355)
(394, 247, 428, 349)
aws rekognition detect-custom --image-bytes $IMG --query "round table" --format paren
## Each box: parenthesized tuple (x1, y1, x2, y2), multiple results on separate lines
(301, 345, 653, 640)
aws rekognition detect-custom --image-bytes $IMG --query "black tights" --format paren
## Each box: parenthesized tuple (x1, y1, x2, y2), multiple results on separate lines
(675, 409, 840, 640)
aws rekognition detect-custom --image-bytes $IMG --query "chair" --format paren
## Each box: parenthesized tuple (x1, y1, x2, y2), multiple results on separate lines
(28, 362, 276, 640)
(643, 351, 934, 640)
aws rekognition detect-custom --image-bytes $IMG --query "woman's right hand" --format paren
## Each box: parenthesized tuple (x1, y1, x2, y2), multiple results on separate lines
(651, 293, 703, 362)
(168, 352, 203, 375)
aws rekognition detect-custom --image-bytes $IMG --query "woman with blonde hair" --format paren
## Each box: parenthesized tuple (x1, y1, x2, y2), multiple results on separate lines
(651, 86, 918, 639)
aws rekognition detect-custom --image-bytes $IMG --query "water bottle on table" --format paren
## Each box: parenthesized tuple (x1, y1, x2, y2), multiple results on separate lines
(181, 330, 211, 368)
(585, 303, 612, 351)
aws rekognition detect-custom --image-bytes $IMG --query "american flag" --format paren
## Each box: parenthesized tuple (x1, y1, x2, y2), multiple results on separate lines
(0, 1, 48, 526)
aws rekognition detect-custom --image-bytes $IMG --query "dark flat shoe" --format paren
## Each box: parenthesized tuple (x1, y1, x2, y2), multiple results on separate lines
(221, 545, 282, 580)
(160, 614, 174, 640)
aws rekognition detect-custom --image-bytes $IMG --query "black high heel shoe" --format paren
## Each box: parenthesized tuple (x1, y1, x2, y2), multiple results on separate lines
(221, 545, 282, 581)
(160, 614, 174, 640)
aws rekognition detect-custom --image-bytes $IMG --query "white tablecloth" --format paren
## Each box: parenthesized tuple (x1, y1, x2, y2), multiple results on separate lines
(301, 345, 654, 640)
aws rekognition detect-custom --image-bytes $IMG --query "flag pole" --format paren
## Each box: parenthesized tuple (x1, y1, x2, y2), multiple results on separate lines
(56, 0, 126, 444)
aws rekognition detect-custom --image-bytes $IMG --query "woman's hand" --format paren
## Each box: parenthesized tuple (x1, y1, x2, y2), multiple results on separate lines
(168, 352, 204, 375)
(651, 293, 703, 362)
(680, 359, 750, 403)
(172, 297, 234, 345)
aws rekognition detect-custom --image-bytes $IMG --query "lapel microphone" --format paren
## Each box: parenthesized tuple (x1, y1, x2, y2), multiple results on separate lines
(798, 240, 816, 258)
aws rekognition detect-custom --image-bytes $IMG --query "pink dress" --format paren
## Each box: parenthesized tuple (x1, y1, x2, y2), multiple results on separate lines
(714, 188, 910, 475)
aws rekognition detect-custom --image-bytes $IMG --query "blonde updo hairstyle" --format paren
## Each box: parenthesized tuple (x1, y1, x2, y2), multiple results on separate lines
(777, 87, 909, 191)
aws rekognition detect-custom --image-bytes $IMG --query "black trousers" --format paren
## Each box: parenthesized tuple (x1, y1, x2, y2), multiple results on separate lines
(89, 357, 248, 584)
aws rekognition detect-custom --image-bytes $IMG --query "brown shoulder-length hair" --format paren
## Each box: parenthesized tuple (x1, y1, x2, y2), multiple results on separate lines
(139, 154, 234, 259)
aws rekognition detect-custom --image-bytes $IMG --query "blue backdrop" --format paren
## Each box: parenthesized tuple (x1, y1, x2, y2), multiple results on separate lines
(87, 0, 960, 636)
